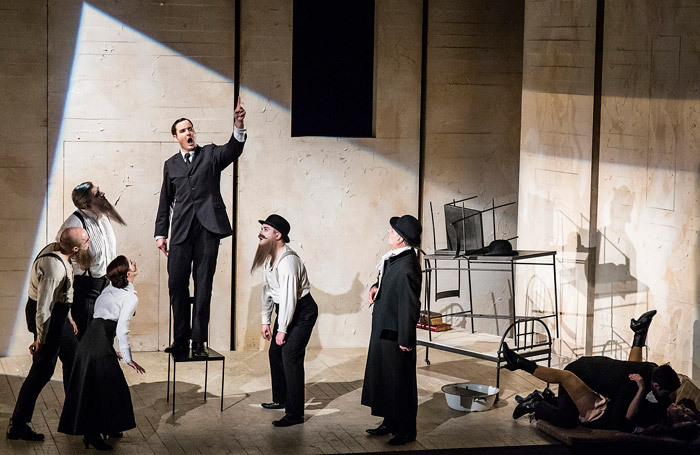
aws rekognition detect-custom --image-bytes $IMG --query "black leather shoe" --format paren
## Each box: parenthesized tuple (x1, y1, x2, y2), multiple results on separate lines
(272, 414, 304, 427)
(192, 341, 208, 357)
(502, 342, 538, 374)
(6, 422, 44, 441)
(630, 310, 657, 332)
(366, 424, 392, 436)
(515, 389, 542, 403)
(164, 341, 189, 354)
(513, 393, 542, 419)
(261, 402, 285, 409)
(387, 433, 416, 445)
(103, 431, 123, 439)
(83, 433, 113, 451)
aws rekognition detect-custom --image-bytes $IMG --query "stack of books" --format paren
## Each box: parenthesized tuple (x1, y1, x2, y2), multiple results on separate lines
(417, 310, 452, 332)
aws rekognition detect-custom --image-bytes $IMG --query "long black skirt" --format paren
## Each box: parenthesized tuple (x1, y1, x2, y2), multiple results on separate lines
(58, 318, 136, 435)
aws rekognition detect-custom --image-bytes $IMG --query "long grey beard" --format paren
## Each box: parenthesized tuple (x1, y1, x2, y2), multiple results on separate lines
(74, 248, 95, 271)
(251, 241, 275, 274)
(95, 197, 127, 226)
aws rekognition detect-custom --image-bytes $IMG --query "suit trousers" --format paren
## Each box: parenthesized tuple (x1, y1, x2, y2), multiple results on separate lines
(269, 294, 318, 417)
(13, 301, 77, 424)
(71, 275, 109, 340)
(167, 216, 220, 343)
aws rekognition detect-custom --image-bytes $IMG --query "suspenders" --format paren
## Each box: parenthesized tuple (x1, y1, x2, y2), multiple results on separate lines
(72, 210, 92, 277)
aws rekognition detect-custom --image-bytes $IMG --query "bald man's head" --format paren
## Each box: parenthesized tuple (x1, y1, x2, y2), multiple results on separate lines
(59, 227, 89, 251)
(58, 227, 93, 270)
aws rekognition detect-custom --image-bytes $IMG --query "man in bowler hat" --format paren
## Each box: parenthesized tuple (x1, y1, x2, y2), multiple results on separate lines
(362, 215, 422, 446)
(252, 214, 318, 427)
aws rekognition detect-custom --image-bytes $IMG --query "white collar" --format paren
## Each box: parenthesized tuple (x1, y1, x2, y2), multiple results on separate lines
(180, 149, 196, 160)
(377, 246, 413, 270)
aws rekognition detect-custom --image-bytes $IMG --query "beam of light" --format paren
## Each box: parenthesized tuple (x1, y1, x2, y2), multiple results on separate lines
(8, 1, 244, 355)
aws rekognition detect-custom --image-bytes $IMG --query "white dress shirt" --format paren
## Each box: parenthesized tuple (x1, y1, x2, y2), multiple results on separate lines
(261, 245, 310, 333)
(57, 209, 117, 277)
(93, 283, 138, 364)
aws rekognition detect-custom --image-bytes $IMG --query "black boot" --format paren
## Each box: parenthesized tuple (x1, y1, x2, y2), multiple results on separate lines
(513, 392, 542, 419)
(501, 343, 538, 374)
(631, 310, 657, 347)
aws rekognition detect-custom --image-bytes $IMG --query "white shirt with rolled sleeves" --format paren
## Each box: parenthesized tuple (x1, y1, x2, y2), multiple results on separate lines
(261, 245, 310, 334)
(93, 283, 138, 364)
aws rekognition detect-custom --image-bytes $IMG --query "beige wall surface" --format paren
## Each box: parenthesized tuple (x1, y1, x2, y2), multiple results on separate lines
(1, 0, 237, 356)
(3, 0, 699, 379)
(420, 1, 524, 334)
(518, 0, 597, 361)
(0, 0, 425, 356)
(0, 1, 48, 355)
(518, 0, 700, 377)
(235, 0, 422, 351)
(598, 0, 700, 376)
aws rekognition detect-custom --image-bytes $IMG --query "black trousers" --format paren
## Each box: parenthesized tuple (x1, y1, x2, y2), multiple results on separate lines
(71, 275, 109, 340)
(269, 294, 318, 417)
(168, 216, 220, 343)
(533, 388, 580, 429)
(13, 300, 77, 424)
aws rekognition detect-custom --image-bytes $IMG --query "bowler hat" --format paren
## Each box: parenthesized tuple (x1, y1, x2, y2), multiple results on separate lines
(390, 215, 422, 248)
(485, 239, 518, 256)
(259, 214, 290, 243)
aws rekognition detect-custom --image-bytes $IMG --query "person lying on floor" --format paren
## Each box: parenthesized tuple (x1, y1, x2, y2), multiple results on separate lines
(503, 310, 682, 432)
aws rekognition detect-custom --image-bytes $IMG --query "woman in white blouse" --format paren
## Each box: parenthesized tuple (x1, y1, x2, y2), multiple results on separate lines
(59, 255, 145, 451)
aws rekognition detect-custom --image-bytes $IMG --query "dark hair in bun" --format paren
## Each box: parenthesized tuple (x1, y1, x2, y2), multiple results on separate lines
(106, 255, 130, 289)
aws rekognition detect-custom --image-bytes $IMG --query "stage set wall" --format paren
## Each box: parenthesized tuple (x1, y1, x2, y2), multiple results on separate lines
(2, 0, 700, 380)
(518, 0, 700, 376)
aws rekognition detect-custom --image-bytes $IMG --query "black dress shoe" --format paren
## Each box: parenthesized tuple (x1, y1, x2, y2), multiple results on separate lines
(164, 341, 189, 354)
(192, 341, 208, 357)
(261, 402, 285, 409)
(272, 414, 304, 427)
(501, 342, 538, 374)
(103, 431, 123, 439)
(83, 433, 113, 451)
(515, 389, 542, 403)
(6, 422, 44, 441)
(387, 433, 416, 445)
(513, 393, 543, 419)
(366, 424, 392, 436)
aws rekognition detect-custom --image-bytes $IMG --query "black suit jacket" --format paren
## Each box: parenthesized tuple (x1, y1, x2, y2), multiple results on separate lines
(155, 132, 245, 244)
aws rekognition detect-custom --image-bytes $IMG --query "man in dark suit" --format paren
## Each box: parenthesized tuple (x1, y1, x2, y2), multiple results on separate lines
(362, 215, 422, 446)
(155, 98, 246, 357)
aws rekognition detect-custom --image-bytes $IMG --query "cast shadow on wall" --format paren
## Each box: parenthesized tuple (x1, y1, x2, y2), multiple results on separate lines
(243, 274, 366, 358)
(558, 228, 648, 360)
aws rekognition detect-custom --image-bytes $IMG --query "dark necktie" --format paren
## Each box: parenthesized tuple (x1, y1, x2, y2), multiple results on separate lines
(185, 152, 192, 167)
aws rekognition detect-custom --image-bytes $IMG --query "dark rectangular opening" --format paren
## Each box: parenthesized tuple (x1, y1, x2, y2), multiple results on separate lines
(292, 0, 375, 137)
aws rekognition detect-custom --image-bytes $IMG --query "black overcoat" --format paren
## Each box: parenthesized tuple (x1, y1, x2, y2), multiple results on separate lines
(361, 248, 422, 420)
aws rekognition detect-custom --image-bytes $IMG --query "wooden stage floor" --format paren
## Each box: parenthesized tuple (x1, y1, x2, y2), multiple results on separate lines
(1, 347, 561, 454)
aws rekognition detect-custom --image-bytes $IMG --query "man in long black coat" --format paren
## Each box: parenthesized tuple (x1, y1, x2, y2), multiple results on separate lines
(361, 215, 422, 446)
(155, 98, 246, 357)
